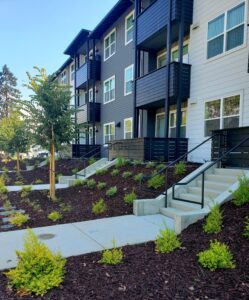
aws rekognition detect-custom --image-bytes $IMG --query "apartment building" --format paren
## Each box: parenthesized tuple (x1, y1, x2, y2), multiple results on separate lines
(56, 0, 249, 165)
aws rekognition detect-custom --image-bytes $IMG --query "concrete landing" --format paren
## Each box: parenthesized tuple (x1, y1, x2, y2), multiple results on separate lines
(6, 183, 69, 192)
(0, 214, 173, 271)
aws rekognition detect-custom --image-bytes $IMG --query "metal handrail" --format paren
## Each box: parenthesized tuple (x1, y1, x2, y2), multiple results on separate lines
(172, 135, 249, 209)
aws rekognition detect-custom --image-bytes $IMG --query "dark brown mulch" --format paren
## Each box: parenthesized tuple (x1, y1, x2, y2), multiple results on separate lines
(0, 160, 26, 171)
(0, 201, 248, 300)
(0, 163, 199, 232)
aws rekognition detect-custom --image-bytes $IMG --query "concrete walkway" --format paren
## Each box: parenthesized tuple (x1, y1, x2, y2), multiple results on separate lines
(7, 183, 69, 192)
(0, 214, 174, 270)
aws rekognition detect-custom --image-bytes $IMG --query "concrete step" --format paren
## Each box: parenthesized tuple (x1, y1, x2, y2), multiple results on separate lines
(169, 199, 201, 211)
(196, 180, 230, 191)
(187, 186, 220, 198)
(177, 192, 213, 203)
(214, 168, 245, 177)
(205, 174, 237, 184)
(160, 207, 186, 219)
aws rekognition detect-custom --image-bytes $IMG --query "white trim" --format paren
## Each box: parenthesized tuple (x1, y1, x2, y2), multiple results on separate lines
(103, 122, 115, 144)
(125, 10, 134, 45)
(103, 75, 115, 104)
(124, 117, 133, 139)
(124, 64, 134, 96)
(104, 28, 116, 62)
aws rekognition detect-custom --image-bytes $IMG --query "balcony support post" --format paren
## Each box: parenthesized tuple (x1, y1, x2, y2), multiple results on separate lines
(92, 38, 96, 146)
(86, 38, 90, 145)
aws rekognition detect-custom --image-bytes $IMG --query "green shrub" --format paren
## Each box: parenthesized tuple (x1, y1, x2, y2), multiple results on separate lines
(97, 181, 107, 190)
(33, 179, 43, 184)
(72, 168, 79, 175)
(55, 173, 63, 183)
(86, 179, 97, 189)
(0, 176, 8, 194)
(146, 161, 155, 169)
(10, 213, 29, 227)
(133, 172, 144, 182)
(95, 168, 108, 176)
(197, 240, 235, 271)
(124, 190, 137, 204)
(2, 166, 9, 173)
(92, 198, 107, 215)
(203, 204, 223, 234)
(155, 228, 181, 253)
(59, 203, 72, 213)
(115, 157, 129, 168)
(147, 174, 165, 189)
(106, 186, 118, 197)
(133, 160, 143, 166)
(243, 217, 249, 237)
(88, 157, 97, 165)
(232, 176, 249, 206)
(111, 169, 120, 177)
(156, 163, 166, 171)
(3, 199, 13, 211)
(174, 161, 187, 176)
(14, 181, 24, 186)
(122, 171, 133, 179)
(73, 179, 84, 186)
(5, 229, 66, 296)
(99, 241, 123, 265)
(20, 186, 32, 198)
(48, 211, 63, 222)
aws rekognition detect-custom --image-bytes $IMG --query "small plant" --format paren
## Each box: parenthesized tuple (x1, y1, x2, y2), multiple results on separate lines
(97, 181, 107, 190)
(115, 157, 129, 168)
(133, 172, 144, 182)
(111, 169, 120, 177)
(59, 202, 72, 213)
(133, 160, 143, 166)
(92, 198, 107, 215)
(0, 176, 8, 194)
(88, 157, 97, 165)
(95, 168, 108, 176)
(146, 161, 155, 169)
(55, 173, 63, 183)
(197, 240, 235, 271)
(86, 178, 97, 189)
(203, 204, 223, 234)
(10, 213, 29, 227)
(155, 228, 181, 253)
(20, 186, 32, 198)
(106, 186, 118, 197)
(72, 168, 79, 175)
(147, 174, 165, 189)
(243, 217, 249, 237)
(3, 199, 13, 211)
(156, 163, 166, 171)
(122, 171, 133, 179)
(124, 190, 137, 204)
(48, 211, 63, 222)
(232, 176, 249, 206)
(33, 179, 43, 184)
(2, 166, 9, 173)
(99, 240, 123, 265)
(5, 229, 66, 296)
(73, 179, 84, 187)
(174, 161, 187, 176)
(14, 181, 24, 186)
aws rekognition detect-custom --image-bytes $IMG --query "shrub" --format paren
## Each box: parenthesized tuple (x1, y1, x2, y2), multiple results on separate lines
(106, 186, 117, 197)
(243, 217, 249, 237)
(232, 176, 249, 206)
(72, 168, 79, 175)
(0, 176, 8, 194)
(88, 157, 97, 165)
(174, 161, 187, 176)
(73, 179, 84, 186)
(86, 179, 97, 189)
(10, 213, 29, 227)
(99, 241, 123, 265)
(156, 163, 166, 171)
(20, 186, 32, 198)
(92, 198, 107, 215)
(97, 181, 107, 190)
(48, 211, 63, 222)
(14, 181, 24, 186)
(59, 203, 72, 213)
(133, 172, 144, 182)
(133, 160, 143, 166)
(33, 179, 43, 184)
(197, 240, 235, 271)
(203, 204, 223, 234)
(3, 199, 13, 211)
(155, 228, 181, 253)
(111, 169, 120, 177)
(147, 174, 165, 189)
(124, 190, 137, 204)
(2, 166, 9, 173)
(146, 161, 155, 169)
(115, 157, 129, 168)
(95, 168, 108, 176)
(5, 229, 66, 296)
(122, 171, 133, 179)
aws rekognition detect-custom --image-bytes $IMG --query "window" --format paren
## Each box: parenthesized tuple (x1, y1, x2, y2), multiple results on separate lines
(207, 2, 245, 59)
(104, 29, 116, 61)
(104, 122, 115, 144)
(124, 65, 134, 95)
(171, 44, 189, 63)
(70, 64, 75, 81)
(104, 76, 115, 104)
(204, 95, 240, 136)
(89, 127, 96, 144)
(157, 52, 166, 68)
(61, 70, 67, 84)
(169, 109, 187, 138)
(125, 11, 134, 45)
(124, 118, 133, 139)
(89, 88, 96, 102)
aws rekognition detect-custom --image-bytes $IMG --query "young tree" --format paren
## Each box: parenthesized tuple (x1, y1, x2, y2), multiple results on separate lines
(23, 67, 75, 199)
(0, 112, 30, 171)
(0, 65, 21, 119)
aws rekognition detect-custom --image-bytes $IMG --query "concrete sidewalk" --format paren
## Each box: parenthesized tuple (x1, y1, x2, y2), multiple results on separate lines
(7, 183, 69, 192)
(0, 214, 174, 271)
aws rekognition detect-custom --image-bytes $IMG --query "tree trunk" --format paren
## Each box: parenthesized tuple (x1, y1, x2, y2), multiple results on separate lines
(16, 152, 20, 172)
(49, 143, 56, 200)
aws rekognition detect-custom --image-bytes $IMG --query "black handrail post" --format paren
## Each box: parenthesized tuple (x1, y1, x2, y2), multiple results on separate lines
(201, 172, 205, 208)
(165, 168, 168, 207)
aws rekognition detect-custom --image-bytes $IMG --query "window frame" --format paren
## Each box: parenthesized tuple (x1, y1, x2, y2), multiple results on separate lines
(125, 10, 134, 45)
(124, 117, 133, 139)
(70, 63, 75, 81)
(104, 28, 116, 61)
(124, 64, 134, 96)
(103, 75, 115, 104)
(103, 122, 115, 144)
(60, 70, 67, 84)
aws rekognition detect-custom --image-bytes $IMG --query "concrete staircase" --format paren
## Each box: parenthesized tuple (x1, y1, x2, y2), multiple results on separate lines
(134, 162, 249, 234)
(59, 158, 117, 186)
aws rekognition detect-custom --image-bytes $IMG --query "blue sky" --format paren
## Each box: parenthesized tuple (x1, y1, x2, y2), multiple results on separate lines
(0, 0, 117, 99)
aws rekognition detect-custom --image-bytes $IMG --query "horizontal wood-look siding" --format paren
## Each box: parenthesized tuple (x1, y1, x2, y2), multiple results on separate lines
(75, 59, 101, 89)
(77, 102, 101, 124)
(72, 144, 101, 158)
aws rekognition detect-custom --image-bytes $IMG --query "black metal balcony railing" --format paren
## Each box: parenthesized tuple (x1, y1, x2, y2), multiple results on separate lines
(77, 102, 101, 124)
(136, 62, 191, 108)
(75, 59, 101, 89)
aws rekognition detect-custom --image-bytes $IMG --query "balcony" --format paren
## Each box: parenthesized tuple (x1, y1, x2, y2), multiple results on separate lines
(77, 102, 101, 124)
(75, 59, 101, 89)
(137, 0, 193, 46)
(136, 62, 191, 108)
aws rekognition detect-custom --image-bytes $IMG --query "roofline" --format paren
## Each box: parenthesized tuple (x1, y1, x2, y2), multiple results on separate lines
(64, 29, 91, 55)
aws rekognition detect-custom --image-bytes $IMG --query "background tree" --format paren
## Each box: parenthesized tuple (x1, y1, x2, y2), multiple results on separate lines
(0, 112, 31, 171)
(23, 67, 75, 199)
(0, 65, 21, 119)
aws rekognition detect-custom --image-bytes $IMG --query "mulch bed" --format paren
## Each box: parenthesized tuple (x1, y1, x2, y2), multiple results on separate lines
(0, 160, 26, 171)
(0, 201, 248, 299)
(0, 163, 199, 232)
